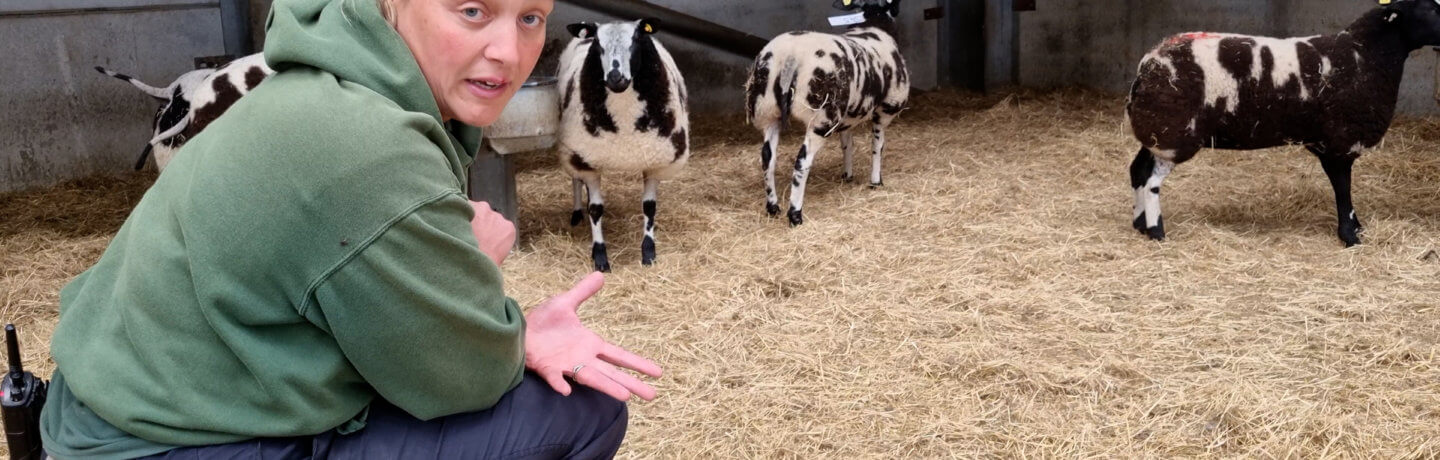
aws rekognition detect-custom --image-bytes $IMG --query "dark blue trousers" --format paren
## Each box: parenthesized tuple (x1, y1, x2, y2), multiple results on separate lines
(136, 373, 628, 460)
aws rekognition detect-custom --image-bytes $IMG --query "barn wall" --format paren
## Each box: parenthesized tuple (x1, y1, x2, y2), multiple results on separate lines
(4, 0, 936, 193)
(1017, 0, 1439, 115)
(0, 5, 226, 193)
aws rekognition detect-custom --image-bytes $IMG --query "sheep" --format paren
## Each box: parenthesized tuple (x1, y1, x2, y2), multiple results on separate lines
(1127, 0, 1440, 246)
(96, 53, 273, 171)
(744, 0, 909, 226)
(556, 19, 690, 272)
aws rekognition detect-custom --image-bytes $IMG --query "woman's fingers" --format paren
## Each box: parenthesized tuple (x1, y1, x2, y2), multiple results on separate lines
(591, 361, 658, 401)
(555, 272, 605, 311)
(538, 367, 573, 396)
(600, 343, 663, 378)
(572, 364, 633, 402)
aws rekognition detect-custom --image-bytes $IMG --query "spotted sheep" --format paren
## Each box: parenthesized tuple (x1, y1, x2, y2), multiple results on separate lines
(556, 19, 690, 272)
(95, 53, 273, 171)
(1127, 0, 1440, 246)
(745, 0, 909, 226)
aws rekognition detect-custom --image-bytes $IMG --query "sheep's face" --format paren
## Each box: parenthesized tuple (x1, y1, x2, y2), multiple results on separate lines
(832, 0, 901, 21)
(1390, 0, 1440, 47)
(571, 19, 659, 94)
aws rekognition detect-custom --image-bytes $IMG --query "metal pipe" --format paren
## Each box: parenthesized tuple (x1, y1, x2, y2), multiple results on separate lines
(558, 0, 768, 58)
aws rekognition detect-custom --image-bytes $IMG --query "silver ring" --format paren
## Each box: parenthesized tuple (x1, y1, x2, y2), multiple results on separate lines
(570, 364, 585, 376)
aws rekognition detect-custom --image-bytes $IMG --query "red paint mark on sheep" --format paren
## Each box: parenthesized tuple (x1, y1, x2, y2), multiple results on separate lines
(1165, 32, 1221, 46)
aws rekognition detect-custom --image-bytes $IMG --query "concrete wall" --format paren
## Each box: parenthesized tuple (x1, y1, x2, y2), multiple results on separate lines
(0, 6, 226, 192)
(1, 0, 937, 193)
(1017, 0, 1440, 115)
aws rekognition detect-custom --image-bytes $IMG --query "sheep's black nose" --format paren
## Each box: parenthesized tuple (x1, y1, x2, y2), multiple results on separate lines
(605, 70, 631, 92)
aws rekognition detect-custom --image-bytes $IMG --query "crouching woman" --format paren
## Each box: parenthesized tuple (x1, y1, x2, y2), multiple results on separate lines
(39, 0, 661, 458)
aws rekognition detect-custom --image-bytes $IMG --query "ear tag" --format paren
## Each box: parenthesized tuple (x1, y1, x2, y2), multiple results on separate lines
(645, 24, 653, 33)
(828, 11, 866, 26)
(1378, 0, 1391, 4)
(843, 0, 853, 5)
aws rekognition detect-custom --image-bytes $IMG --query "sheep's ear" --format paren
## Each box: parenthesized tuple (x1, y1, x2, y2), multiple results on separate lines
(567, 22, 597, 38)
(638, 18, 660, 34)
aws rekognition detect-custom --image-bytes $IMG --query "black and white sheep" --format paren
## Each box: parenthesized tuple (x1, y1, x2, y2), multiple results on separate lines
(744, 0, 909, 226)
(96, 52, 273, 171)
(556, 19, 690, 272)
(1127, 0, 1440, 246)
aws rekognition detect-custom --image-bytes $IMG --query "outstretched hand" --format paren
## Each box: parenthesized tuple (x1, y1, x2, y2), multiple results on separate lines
(524, 272, 663, 402)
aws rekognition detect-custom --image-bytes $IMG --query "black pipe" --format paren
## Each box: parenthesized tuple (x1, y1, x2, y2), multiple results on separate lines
(558, 0, 769, 58)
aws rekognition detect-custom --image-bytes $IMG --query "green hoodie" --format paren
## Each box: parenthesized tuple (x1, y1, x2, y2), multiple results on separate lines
(40, 0, 525, 457)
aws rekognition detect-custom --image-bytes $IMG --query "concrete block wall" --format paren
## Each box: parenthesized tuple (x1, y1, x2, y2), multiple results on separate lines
(1017, 0, 1439, 115)
(2, 0, 935, 193)
(0, 6, 226, 192)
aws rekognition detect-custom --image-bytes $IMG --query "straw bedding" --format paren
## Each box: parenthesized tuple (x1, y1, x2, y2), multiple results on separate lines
(4, 89, 1439, 458)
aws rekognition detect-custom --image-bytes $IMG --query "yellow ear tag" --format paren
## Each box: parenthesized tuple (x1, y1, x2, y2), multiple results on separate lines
(843, 0, 853, 5)
(645, 24, 653, 33)
(1379, 0, 1392, 4)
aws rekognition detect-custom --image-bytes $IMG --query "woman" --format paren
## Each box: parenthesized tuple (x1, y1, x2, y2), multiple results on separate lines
(39, 0, 661, 457)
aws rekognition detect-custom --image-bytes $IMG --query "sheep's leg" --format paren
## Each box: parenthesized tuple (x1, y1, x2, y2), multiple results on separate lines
(1314, 151, 1363, 247)
(761, 123, 782, 217)
(641, 176, 659, 266)
(1128, 147, 1155, 233)
(840, 131, 855, 183)
(787, 130, 829, 227)
(570, 179, 585, 226)
(581, 176, 610, 272)
(870, 120, 888, 188)
(1132, 147, 1174, 241)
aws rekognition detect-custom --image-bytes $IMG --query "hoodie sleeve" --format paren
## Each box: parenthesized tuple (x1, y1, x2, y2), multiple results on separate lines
(310, 192, 525, 420)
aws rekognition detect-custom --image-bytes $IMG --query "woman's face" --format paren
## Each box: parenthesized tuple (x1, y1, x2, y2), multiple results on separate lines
(392, 0, 552, 126)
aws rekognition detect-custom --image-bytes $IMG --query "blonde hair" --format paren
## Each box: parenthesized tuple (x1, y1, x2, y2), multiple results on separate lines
(377, 0, 399, 25)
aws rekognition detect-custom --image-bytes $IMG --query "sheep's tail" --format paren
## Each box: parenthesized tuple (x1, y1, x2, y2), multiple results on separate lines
(774, 56, 799, 132)
(149, 115, 190, 145)
(95, 66, 170, 100)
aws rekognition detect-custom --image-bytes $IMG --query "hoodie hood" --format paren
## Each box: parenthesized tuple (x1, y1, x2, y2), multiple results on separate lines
(263, 0, 484, 162)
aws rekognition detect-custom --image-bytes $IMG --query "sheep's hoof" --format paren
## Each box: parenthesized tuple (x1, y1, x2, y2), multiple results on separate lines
(1338, 227, 1362, 247)
(842, 173, 855, 183)
(1132, 214, 1146, 233)
(570, 210, 584, 227)
(591, 243, 611, 273)
(641, 236, 656, 266)
(766, 202, 781, 217)
(868, 181, 884, 189)
(788, 208, 804, 227)
(1145, 219, 1166, 241)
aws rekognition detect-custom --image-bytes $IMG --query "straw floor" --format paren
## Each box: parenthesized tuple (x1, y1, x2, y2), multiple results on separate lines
(4, 89, 1440, 458)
